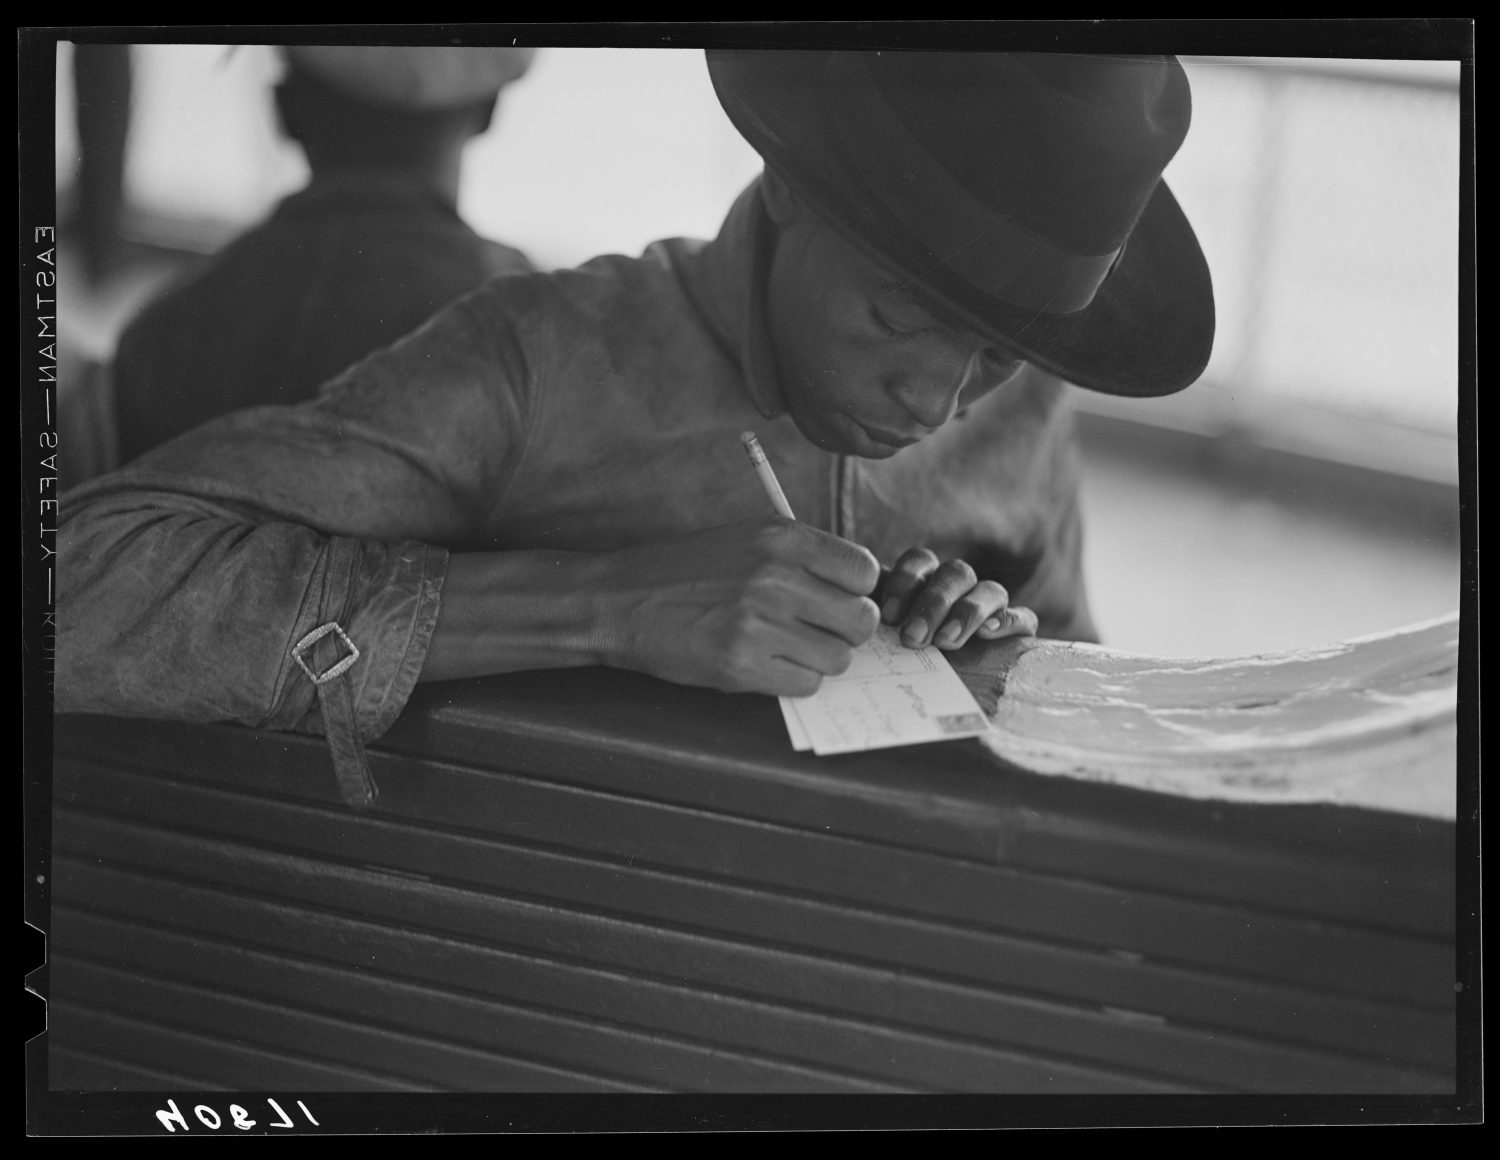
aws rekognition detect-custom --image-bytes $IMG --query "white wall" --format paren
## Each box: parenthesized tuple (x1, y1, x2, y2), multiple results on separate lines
(460, 49, 764, 269)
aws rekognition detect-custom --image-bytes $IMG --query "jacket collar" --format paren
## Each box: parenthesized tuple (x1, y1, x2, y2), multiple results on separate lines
(677, 176, 788, 420)
(275, 174, 465, 223)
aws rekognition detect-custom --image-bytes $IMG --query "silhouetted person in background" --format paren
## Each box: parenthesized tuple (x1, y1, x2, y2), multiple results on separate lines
(112, 46, 537, 464)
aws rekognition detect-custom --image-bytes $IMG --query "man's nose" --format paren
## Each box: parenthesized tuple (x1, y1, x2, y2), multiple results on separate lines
(889, 345, 990, 430)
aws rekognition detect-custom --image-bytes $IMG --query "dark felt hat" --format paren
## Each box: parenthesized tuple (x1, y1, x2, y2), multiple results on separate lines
(707, 50, 1215, 397)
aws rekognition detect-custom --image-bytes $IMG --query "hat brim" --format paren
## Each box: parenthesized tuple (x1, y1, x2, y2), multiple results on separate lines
(709, 51, 1215, 398)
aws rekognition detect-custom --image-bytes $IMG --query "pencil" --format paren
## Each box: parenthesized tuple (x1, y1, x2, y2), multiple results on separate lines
(740, 431, 797, 520)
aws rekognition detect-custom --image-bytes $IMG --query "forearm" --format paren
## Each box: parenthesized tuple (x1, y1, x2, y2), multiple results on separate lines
(426, 520, 883, 697)
(420, 550, 613, 682)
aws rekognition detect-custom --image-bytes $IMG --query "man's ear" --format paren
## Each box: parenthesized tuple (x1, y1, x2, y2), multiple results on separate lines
(760, 166, 801, 227)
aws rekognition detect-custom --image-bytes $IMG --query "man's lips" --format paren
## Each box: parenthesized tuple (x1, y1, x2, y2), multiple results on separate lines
(851, 419, 924, 449)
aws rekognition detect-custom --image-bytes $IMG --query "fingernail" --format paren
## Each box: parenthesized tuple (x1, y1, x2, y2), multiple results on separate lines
(882, 598, 901, 623)
(936, 621, 961, 645)
(902, 617, 929, 646)
(984, 617, 1002, 632)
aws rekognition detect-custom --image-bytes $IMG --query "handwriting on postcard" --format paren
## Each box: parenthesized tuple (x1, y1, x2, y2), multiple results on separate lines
(779, 625, 990, 755)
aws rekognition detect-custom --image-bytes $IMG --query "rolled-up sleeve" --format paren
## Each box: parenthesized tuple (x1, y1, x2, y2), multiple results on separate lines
(58, 488, 447, 739)
(56, 282, 537, 745)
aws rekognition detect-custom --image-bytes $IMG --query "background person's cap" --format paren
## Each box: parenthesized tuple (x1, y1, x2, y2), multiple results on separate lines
(707, 50, 1215, 398)
(281, 46, 537, 110)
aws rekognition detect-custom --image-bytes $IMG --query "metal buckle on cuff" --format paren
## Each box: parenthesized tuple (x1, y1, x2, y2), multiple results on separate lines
(292, 621, 361, 684)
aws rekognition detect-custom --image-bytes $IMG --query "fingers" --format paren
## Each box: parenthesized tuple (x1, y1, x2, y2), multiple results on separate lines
(927, 579, 1013, 649)
(761, 603, 1038, 699)
(879, 548, 941, 626)
(765, 659, 826, 699)
(760, 621, 863, 696)
(899, 559, 1000, 649)
(974, 605, 1039, 642)
(877, 549, 1042, 651)
(750, 521, 881, 643)
(796, 588, 881, 647)
(772, 521, 881, 596)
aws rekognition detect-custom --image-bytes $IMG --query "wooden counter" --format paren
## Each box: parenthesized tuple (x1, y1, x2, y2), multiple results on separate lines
(46, 664, 1456, 1094)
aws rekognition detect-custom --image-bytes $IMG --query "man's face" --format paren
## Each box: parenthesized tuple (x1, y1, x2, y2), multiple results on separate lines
(765, 209, 1026, 459)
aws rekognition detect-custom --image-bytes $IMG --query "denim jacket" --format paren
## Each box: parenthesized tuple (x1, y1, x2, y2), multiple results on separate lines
(58, 180, 1097, 804)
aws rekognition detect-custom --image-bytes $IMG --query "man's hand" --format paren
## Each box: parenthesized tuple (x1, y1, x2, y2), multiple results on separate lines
(878, 548, 1039, 650)
(596, 518, 882, 697)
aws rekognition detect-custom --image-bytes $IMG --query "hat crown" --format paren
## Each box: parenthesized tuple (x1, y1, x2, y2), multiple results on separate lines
(865, 51, 1192, 256)
(706, 49, 1215, 397)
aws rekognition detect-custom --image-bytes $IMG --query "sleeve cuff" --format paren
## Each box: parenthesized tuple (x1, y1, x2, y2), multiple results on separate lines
(348, 540, 450, 742)
(278, 538, 450, 745)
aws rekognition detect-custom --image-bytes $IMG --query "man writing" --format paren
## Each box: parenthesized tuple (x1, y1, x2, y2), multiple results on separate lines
(58, 50, 1214, 809)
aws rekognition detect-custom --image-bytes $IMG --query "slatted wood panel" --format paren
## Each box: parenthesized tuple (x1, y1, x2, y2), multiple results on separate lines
(46, 667, 1456, 1093)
